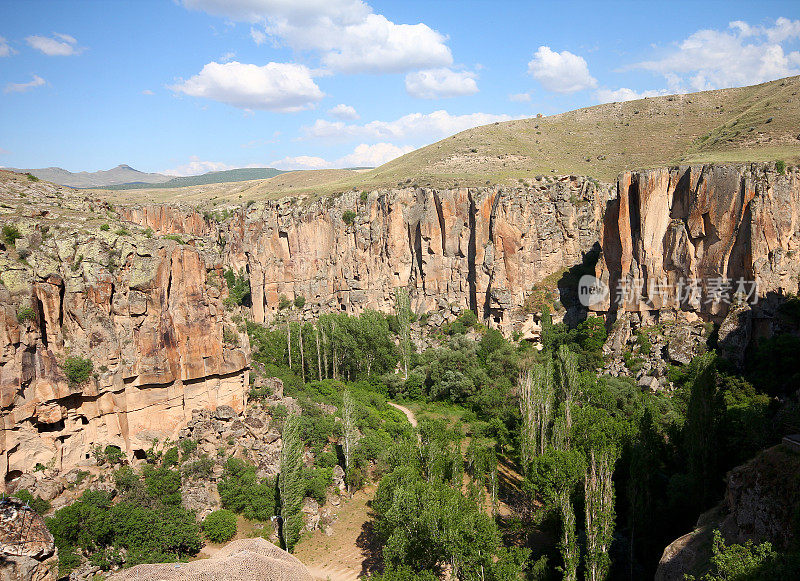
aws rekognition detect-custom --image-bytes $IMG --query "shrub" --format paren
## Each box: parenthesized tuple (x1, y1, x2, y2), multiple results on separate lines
(164, 234, 184, 244)
(223, 269, 251, 307)
(104, 445, 125, 465)
(202, 509, 237, 543)
(17, 306, 36, 323)
(342, 210, 356, 225)
(217, 458, 276, 521)
(278, 294, 292, 310)
(179, 438, 198, 456)
(13, 489, 51, 514)
(100, 224, 110, 231)
(63, 356, 93, 385)
(776, 160, 786, 175)
(294, 295, 306, 309)
(115, 228, 130, 236)
(360, 191, 368, 203)
(26, 172, 39, 182)
(2, 224, 22, 246)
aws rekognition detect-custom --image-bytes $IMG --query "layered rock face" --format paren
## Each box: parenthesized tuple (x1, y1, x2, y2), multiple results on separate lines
(128, 177, 611, 331)
(591, 164, 800, 319)
(0, 172, 249, 491)
(0, 496, 57, 581)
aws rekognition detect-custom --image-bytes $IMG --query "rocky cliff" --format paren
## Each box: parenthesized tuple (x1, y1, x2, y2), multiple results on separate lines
(0, 171, 249, 491)
(123, 175, 612, 333)
(592, 163, 800, 319)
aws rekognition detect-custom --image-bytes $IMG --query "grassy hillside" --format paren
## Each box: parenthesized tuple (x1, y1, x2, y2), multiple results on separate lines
(95, 76, 800, 204)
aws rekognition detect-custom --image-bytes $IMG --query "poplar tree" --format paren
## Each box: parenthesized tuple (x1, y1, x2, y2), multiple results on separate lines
(342, 388, 358, 493)
(279, 414, 304, 551)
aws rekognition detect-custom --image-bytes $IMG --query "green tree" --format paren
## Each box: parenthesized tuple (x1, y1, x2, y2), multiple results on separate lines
(202, 509, 237, 543)
(279, 415, 305, 551)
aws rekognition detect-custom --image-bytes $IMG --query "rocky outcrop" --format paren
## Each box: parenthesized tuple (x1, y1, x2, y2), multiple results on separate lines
(0, 496, 57, 581)
(0, 172, 249, 490)
(125, 177, 612, 332)
(656, 444, 800, 580)
(109, 537, 312, 581)
(592, 164, 800, 319)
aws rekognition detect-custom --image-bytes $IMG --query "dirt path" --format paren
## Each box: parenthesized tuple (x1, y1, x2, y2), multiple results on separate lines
(387, 401, 418, 427)
(294, 487, 379, 581)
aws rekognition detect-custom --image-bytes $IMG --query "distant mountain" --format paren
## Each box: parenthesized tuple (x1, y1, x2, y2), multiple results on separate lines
(2, 164, 173, 188)
(103, 167, 286, 190)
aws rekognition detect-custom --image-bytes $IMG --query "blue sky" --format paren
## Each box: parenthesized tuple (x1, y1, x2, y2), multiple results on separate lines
(1, 0, 799, 175)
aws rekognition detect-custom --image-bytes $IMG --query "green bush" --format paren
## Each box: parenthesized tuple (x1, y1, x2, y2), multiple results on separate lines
(115, 227, 130, 236)
(294, 295, 306, 308)
(63, 356, 93, 385)
(217, 458, 276, 521)
(17, 306, 36, 322)
(100, 223, 110, 231)
(26, 172, 39, 182)
(13, 489, 51, 514)
(202, 509, 237, 543)
(223, 268, 251, 307)
(278, 294, 292, 310)
(342, 210, 356, 225)
(776, 160, 786, 175)
(2, 224, 22, 246)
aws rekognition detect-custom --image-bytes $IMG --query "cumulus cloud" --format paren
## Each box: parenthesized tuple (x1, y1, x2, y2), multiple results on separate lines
(328, 104, 359, 120)
(181, 0, 452, 74)
(269, 155, 333, 170)
(0, 36, 14, 57)
(26, 33, 81, 56)
(633, 18, 800, 91)
(528, 46, 597, 93)
(162, 156, 255, 176)
(170, 61, 324, 112)
(271, 142, 413, 170)
(508, 92, 531, 102)
(405, 68, 478, 99)
(4, 75, 46, 94)
(142, 89, 155, 95)
(338, 142, 413, 166)
(303, 110, 518, 142)
(595, 87, 671, 103)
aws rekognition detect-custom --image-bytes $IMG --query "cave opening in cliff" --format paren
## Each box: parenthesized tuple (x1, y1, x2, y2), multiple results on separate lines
(133, 449, 147, 460)
(37, 419, 65, 433)
(4, 470, 22, 484)
(34, 296, 48, 349)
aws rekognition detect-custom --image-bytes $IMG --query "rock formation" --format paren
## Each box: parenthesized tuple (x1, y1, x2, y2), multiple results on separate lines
(0, 496, 57, 581)
(0, 172, 249, 491)
(108, 537, 312, 581)
(591, 164, 800, 320)
(124, 176, 612, 332)
(656, 443, 800, 580)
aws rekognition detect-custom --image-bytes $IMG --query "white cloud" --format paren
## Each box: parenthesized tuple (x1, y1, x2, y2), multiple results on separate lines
(338, 142, 413, 166)
(142, 89, 155, 95)
(26, 33, 81, 56)
(271, 142, 413, 170)
(4, 75, 46, 94)
(527, 46, 597, 93)
(508, 92, 531, 102)
(250, 27, 267, 45)
(405, 68, 478, 99)
(328, 104, 359, 120)
(270, 155, 333, 170)
(182, 0, 452, 74)
(163, 156, 243, 176)
(0, 36, 14, 57)
(303, 110, 518, 142)
(220, 51, 236, 62)
(634, 18, 800, 91)
(170, 61, 324, 112)
(595, 87, 671, 103)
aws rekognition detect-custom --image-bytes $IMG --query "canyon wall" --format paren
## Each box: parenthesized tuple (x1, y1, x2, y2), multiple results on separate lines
(0, 172, 249, 490)
(124, 176, 612, 332)
(592, 164, 800, 319)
